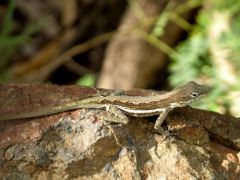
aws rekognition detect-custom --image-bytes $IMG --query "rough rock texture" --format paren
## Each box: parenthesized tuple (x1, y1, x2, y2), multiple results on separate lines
(0, 107, 240, 179)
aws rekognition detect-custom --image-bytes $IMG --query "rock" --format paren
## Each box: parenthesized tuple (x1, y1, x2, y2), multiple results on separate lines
(0, 107, 239, 179)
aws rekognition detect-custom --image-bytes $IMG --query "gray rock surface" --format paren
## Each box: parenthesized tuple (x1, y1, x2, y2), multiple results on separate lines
(0, 107, 239, 179)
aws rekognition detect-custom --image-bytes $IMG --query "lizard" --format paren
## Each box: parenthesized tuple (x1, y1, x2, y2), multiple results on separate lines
(0, 81, 211, 134)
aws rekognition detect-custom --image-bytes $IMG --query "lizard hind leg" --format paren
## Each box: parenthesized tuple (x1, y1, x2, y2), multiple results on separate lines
(103, 105, 129, 124)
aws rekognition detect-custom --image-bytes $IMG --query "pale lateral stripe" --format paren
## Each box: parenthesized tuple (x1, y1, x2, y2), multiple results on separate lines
(115, 105, 166, 115)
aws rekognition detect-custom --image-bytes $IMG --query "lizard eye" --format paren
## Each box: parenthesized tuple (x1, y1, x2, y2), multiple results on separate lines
(190, 92, 199, 98)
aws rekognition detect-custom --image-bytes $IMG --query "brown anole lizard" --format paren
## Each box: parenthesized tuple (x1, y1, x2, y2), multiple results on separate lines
(0, 81, 210, 133)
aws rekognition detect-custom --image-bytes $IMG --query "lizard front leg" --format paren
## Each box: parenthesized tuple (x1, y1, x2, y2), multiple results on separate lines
(98, 105, 128, 147)
(103, 105, 129, 124)
(154, 108, 171, 135)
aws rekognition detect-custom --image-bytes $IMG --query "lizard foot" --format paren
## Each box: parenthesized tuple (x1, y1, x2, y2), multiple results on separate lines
(154, 127, 177, 137)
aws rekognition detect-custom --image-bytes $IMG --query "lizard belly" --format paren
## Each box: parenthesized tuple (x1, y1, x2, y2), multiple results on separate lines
(115, 105, 167, 117)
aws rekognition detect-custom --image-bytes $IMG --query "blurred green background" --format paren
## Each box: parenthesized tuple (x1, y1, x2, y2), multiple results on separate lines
(1, 0, 240, 116)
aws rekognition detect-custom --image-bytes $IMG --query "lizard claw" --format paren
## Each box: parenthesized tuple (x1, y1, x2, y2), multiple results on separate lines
(154, 127, 170, 136)
(154, 127, 177, 137)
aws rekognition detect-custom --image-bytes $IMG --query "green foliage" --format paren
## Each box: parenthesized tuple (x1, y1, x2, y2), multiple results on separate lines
(0, 0, 17, 70)
(76, 74, 95, 87)
(131, 0, 240, 114)
(168, 0, 240, 114)
(0, 0, 44, 82)
(152, 13, 170, 38)
(212, 0, 240, 10)
(169, 31, 210, 86)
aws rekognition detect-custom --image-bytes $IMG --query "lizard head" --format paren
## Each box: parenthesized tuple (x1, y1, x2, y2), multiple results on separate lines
(170, 81, 211, 107)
